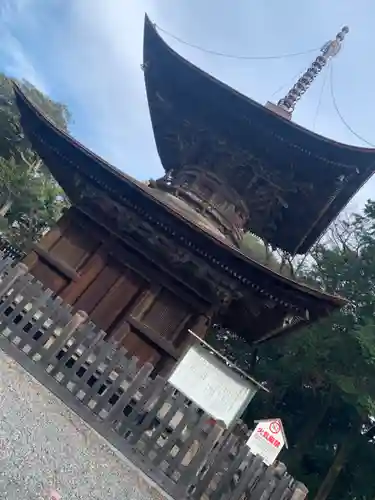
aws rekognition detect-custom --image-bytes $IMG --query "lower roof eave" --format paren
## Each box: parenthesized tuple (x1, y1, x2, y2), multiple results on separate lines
(253, 317, 314, 345)
(13, 81, 348, 317)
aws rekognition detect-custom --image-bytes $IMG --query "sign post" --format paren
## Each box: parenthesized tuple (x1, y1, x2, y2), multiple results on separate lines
(246, 418, 287, 466)
(168, 331, 267, 428)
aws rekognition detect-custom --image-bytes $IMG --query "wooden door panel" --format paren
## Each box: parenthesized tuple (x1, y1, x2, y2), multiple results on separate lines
(49, 225, 99, 270)
(61, 252, 106, 304)
(73, 264, 119, 316)
(31, 261, 69, 295)
(23, 209, 201, 372)
(90, 269, 147, 332)
(140, 288, 191, 343)
(121, 328, 162, 366)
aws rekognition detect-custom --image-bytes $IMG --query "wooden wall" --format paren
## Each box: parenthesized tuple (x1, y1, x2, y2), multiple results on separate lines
(23, 208, 211, 372)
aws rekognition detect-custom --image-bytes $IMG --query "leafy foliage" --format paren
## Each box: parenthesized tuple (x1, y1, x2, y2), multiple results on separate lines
(209, 202, 375, 499)
(0, 73, 70, 251)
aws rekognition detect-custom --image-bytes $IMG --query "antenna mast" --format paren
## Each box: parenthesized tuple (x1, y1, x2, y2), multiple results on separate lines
(266, 26, 349, 120)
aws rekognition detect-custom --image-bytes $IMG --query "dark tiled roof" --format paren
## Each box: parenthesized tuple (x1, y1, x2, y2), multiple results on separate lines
(13, 82, 346, 319)
(143, 15, 375, 254)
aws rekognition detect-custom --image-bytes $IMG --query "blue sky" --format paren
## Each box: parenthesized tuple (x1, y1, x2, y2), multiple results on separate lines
(1, 0, 374, 211)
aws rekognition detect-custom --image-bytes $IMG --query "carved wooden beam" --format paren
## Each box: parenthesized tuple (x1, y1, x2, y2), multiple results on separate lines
(74, 190, 243, 307)
(71, 172, 308, 314)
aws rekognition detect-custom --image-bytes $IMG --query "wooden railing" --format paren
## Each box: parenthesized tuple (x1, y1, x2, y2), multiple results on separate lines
(0, 255, 308, 500)
(0, 236, 26, 261)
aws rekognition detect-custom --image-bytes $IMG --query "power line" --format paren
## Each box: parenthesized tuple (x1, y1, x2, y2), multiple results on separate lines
(154, 23, 319, 61)
(329, 64, 375, 148)
(312, 64, 329, 131)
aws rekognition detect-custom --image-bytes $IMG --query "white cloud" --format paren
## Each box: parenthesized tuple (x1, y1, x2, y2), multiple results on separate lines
(0, 0, 30, 19)
(1, 0, 374, 208)
(0, 0, 48, 91)
(1, 34, 48, 92)
(58, 1, 152, 147)
(0, 0, 167, 179)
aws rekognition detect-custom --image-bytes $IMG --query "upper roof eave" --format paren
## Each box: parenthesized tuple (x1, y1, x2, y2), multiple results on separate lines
(143, 14, 375, 160)
(143, 15, 375, 254)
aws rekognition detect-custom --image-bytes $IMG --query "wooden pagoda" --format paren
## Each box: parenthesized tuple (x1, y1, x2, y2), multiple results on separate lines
(13, 16, 371, 372)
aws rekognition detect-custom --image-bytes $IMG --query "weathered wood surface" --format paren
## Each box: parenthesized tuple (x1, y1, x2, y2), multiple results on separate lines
(0, 256, 307, 500)
(23, 208, 209, 373)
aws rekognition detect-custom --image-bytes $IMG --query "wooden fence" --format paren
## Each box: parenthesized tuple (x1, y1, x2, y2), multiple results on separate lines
(0, 235, 26, 261)
(0, 256, 308, 500)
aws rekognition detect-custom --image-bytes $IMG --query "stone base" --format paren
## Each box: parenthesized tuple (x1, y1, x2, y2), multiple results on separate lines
(265, 101, 292, 121)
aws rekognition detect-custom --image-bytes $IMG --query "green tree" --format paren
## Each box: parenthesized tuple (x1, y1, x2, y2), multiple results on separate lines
(0, 74, 70, 161)
(0, 73, 70, 251)
(209, 202, 375, 499)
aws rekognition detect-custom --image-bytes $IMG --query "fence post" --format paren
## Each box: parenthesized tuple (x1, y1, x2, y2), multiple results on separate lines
(0, 262, 28, 298)
(290, 482, 309, 500)
(46, 310, 89, 362)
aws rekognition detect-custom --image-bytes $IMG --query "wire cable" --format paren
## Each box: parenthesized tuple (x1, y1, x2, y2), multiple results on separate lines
(329, 64, 375, 148)
(312, 64, 329, 131)
(154, 23, 319, 61)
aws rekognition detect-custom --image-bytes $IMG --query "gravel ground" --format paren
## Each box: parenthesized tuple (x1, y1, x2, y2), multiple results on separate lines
(0, 349, 170, 500)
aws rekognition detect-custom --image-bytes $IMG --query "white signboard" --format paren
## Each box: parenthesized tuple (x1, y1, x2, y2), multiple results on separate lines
(246, 419, 286, 466)
(168, 344, 257, 427)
